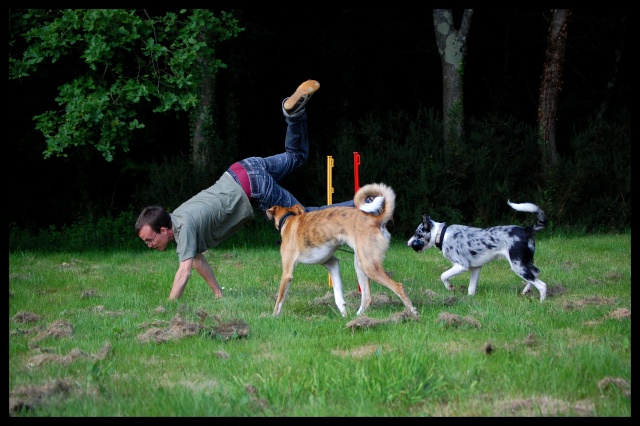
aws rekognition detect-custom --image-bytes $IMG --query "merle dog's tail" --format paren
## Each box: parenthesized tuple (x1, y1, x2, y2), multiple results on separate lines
(507, 200, 547, 233)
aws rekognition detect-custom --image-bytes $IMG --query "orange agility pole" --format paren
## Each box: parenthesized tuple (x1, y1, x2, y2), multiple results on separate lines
(327, 156, 334, 288)
(326, 154, 363, 291)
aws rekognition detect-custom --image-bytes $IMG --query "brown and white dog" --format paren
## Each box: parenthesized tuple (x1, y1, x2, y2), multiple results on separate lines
(266, 183, 418, 318)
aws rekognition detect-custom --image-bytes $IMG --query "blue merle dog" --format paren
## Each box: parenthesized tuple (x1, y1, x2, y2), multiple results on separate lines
(407, 201, 548, 302)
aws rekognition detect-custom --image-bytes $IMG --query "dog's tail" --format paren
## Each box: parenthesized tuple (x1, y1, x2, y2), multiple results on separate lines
(507, 200, 547, 233)
(354, 183, 396, 223)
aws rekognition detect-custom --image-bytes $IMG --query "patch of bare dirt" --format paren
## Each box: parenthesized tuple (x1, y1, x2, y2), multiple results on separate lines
(587, 271, 624, 286)
(12, 311, 41, 324)
(28, 320, 74, 342)
(312, 290, 418, 323)
(26, 342, 112, 369)
(244, 384, 269, 410)
(437, 311, 481, 329)
(598, 376, 631, 398)
(492, 333, 546, 354)
(9, 378, 101, 416)
(81, 290, 99, 298)
(137, 314, 249, 343)
(423, 289, 439, 298)
(584, 307, 631, 326)
(9, 379, 73, 416)
(313, 290, 406, 309)
(345, 308, 419, 329)
(546, 284, 567, 297)
(563, 296, 617, 310)
(522, 333, 539, 346)
(607, 308, 630, 320)
(10, 305, 250, 415)
(443, 296, 458, 306)
(494, 396, 595, 416)
(10, 340, 111, 416)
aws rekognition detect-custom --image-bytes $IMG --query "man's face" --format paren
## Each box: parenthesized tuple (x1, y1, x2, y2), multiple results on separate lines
(138, 224, 169, 251)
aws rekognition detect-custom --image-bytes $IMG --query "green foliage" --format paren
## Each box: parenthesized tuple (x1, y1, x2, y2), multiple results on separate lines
(7, 105, 630, 253)
(9, 210, 142, 252)
(9, 9, 243, 162)
(549, 114, 631, 231)
(131, 154, 213, 214)
(8, 207, 278, 253)
(296, 108, 629, 236)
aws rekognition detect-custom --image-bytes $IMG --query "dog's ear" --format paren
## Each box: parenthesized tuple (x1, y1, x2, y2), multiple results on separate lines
(292, 204, 305, 215)
(265, 207, 276, 221)
(425, 215, 434, 231)
(426, 217, 441, 228)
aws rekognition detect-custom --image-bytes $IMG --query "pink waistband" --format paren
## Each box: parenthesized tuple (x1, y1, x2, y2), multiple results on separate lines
(228, 162, 251, 198)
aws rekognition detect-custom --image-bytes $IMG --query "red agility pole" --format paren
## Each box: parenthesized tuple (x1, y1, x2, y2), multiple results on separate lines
(354, 152, 362, 293)
(353, 152, 361, 193)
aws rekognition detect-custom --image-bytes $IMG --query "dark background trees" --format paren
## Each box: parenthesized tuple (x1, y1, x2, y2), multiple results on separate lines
(8, 9, 630, 247)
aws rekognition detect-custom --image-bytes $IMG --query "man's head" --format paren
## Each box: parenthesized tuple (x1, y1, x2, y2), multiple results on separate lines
(135, 205, 173, 250)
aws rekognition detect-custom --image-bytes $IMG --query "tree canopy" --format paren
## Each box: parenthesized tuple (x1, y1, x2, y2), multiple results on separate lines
(9, 9, 243, 162)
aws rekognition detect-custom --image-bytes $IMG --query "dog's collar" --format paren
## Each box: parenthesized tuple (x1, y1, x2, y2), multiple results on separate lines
(435, 225, 448, 250)
(277, 212, 296, 232)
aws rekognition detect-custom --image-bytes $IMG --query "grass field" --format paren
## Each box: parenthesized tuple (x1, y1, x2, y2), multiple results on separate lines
(9, 233, 631, 416)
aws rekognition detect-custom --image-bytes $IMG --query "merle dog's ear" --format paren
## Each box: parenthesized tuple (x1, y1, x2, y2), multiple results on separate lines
(422, 214, 432, 231)
(427, 216, 435, 230)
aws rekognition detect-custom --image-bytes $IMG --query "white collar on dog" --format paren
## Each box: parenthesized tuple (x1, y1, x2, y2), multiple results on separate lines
(435, 225, 448, 250)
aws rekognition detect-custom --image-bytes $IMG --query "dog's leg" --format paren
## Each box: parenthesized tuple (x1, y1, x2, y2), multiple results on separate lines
(323, 256, 347, 317)
(368, 271, 418, 316)
(441, 264, 468, 292)
(510, 260, 547, 302)
(353, 255, 372, 316)
(529, 278, 547, 302)
(273, 275, 292, 316)
(358, 248, 418, 316)
(273, 257, 296, 316)
(468, 267, 482, 295)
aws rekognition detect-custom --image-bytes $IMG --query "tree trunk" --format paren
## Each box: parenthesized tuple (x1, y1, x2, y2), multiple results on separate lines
(537, 9, 572, 175)
(433, 9, 473, 159)
(598, 14, 625, 120)
(192, 31, 215, 172)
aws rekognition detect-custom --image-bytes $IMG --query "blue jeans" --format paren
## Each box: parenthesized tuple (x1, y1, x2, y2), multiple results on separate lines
(239, 100, 355, 213)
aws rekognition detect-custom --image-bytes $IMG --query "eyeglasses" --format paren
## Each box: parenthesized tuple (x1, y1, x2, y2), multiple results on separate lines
(143, 232, 158, 246)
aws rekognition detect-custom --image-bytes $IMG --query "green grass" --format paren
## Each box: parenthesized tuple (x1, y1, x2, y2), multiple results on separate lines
(9, 233, 631, 416)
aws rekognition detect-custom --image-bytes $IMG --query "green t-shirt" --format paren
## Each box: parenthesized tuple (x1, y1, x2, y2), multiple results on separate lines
(170, 173, 255, 262)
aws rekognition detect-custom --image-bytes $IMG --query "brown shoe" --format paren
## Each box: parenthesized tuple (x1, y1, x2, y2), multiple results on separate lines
(283, 80, 320, 114)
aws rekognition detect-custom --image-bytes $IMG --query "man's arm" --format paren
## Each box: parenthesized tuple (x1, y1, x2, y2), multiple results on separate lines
(169, 258, 194, 300)
(192, 253, 223, 298)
